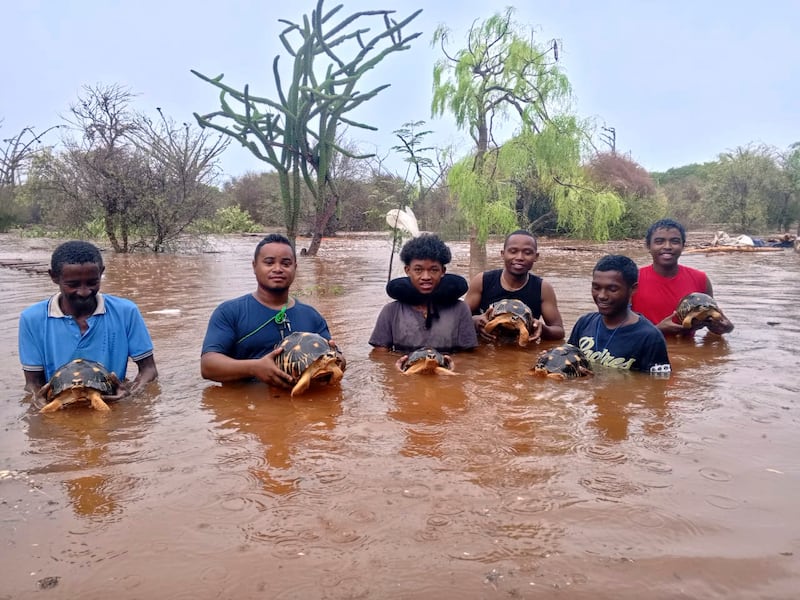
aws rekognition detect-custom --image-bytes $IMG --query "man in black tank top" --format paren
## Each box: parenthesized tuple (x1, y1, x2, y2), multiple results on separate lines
(465, 230, 565, 343)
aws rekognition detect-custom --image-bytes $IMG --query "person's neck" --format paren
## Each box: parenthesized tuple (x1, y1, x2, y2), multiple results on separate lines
(501, 269, 529, 291)
(253, 288, 290, 310)
(59, 295, 96, 319)
(653, 262, 679, 278)
(602, 308, 634, 329)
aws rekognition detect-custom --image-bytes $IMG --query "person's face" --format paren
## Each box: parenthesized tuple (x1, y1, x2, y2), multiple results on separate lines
(501, 234, 539, 275)
(591, 269, 635, 318)
(404, 259, 445, 295)
(647, 227, 684, 270)
(253, 242, 296, 293)
(50, 262, 104, 316)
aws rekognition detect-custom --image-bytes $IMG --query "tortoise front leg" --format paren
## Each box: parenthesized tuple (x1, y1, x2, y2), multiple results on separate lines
(39, 398, 64, 413)
(88, 390, 112, 412)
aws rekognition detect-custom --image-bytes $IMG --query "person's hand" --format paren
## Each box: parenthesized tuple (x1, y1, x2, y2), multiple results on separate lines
(658, 311, 693, 337)
(30, 387, 47, 411)
(101, 377, 132, 403)
(253, 346, 294, 388)
(442, 354, 455, 370)
(706, 314, 734, 335)
(528, 319, 543, 344)
(395, 354, 409, 372)
(473, 313, 496, 342)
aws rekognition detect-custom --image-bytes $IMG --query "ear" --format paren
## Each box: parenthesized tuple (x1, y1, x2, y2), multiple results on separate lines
(442, 265, 447, 274)
(48, 269, 58, 284)
(403, 265, 410, 275)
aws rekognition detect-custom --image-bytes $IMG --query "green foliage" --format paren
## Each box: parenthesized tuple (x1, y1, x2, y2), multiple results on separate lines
(431, 8, 570, 140)
(607, 192, 668, 239)
(553, 186, 624, 240)
(0, 188, 21, 231)
(585, 152, 663, 238)
(431, 10, 625, 249)
(447, 153, 517, 243)
(193, 206, 260, 234)
(705, 145, 787, 232)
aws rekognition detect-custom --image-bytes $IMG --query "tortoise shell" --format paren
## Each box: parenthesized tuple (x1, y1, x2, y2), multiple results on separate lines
(483, 298, 536, 346)
(400, 347, 455, 375)
(531, 344, 593, 380)
(675, 292, 723, 329)
(39, 358, 119, 413)
(275, 332, 346, 396)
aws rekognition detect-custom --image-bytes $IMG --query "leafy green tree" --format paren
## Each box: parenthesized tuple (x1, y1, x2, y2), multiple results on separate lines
(0, 122, 60, 230)
(431, 8, 621, 265)
(778, 142, 800, 234)
(651, 162, 717, 227)
(586, 152, 666, 238)
(706, 145, 786, 232)
(193, 0, 421, 255)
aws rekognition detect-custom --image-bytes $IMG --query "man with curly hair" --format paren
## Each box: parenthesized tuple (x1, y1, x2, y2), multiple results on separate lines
(369, 234, 477, 363)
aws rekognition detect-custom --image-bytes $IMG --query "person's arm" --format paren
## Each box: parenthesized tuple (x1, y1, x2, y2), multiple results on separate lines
(24, 370, 47, 408)
(655, 312, 690, 337)
(130, 355, 158, 394)
(539, 280, 565, 341)
(200, 349, 293, 387)
(464, 273, 484, 314)
(704, 276, 734, 334)
(465, 272, 495, 340)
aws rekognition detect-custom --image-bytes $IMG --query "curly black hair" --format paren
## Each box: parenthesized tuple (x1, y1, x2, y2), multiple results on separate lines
(50, 241, 103, 276)
(593, 254, 639, 288)
(254, 233, 296, 260)
(399, 234, 452, 266)
(645, 219, 686, 246)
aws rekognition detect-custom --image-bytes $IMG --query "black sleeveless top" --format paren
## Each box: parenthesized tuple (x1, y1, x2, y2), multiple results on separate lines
(479, 269, 543, 317)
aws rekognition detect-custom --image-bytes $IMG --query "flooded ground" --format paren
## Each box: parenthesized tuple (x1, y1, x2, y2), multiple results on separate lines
(1, 232, 798, 599)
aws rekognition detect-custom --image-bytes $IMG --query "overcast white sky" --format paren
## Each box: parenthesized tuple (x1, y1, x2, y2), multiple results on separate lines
(3, 0, 798, 181)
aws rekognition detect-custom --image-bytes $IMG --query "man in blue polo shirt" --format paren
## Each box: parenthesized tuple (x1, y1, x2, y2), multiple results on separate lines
(18, 240, 158, 406)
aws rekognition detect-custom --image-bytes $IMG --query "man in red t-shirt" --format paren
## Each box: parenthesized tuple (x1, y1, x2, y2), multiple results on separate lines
(631, 219, 734, 337)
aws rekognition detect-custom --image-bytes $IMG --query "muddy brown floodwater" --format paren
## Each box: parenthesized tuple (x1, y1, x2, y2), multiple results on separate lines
(0, 232, 798, 599)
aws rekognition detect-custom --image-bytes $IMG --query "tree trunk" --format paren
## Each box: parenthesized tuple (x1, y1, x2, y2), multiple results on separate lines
(104, 213, 122, 253)
(305, 191, 339, 257)
(469, 225, 487, 272)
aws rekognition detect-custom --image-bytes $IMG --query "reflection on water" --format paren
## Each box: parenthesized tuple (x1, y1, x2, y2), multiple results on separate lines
(1, 233, 799, 598)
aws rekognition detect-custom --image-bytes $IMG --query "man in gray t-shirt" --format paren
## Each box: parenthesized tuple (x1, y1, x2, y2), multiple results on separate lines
(369, 234, 477, 356)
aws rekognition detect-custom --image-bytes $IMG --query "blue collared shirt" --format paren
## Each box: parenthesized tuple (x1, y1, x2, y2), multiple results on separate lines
(19, 292, 154, 380)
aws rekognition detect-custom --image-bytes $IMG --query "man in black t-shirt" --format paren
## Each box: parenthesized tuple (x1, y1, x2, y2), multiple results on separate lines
(465, 230, 565, 343)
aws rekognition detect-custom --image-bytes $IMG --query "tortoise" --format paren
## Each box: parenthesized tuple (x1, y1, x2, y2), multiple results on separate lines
(530, 344, 593, 380)
(39, 358, 120, 413)
(400, 347, 455, 375)
(483, 299, 537, 346)
(675, 292, 725, 329)
(274, 332, 346, 396)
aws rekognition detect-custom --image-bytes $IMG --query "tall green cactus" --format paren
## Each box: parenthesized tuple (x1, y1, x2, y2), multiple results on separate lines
(192, 1, 421, 253)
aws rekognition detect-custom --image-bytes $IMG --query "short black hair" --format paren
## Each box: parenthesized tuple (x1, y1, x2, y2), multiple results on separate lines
(50, 241, 103, 276)
(254, 233, 296, 260)
(594, 254, 638, 287)
(503, 229, 537, 249)
(399, 234, 451, 266)
(645, 219, 686, 246)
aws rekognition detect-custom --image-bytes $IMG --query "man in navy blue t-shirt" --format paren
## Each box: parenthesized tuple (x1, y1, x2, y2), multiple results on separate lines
(201, 234, 331, 388)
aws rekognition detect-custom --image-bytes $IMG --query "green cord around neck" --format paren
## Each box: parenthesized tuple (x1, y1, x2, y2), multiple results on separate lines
(236, 303, 288, 344)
